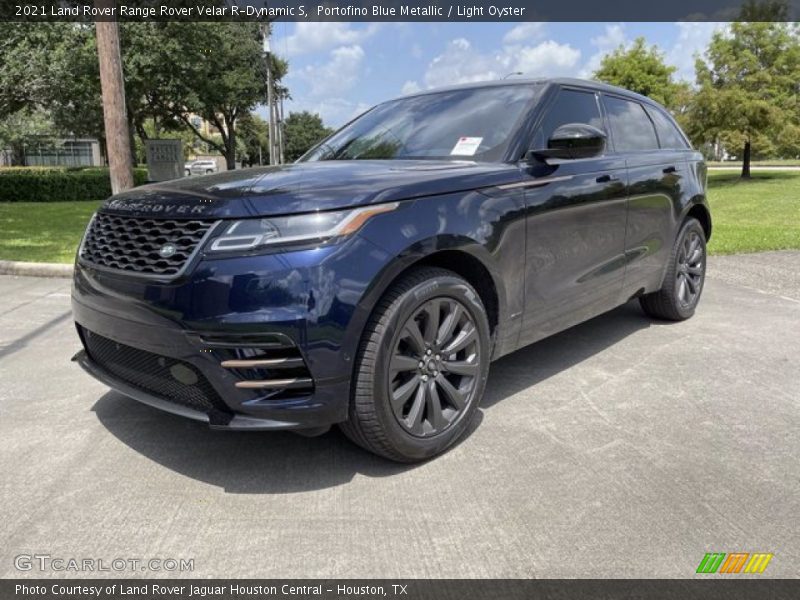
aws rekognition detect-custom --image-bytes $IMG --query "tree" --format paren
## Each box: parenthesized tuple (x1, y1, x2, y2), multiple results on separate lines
(691, 17, 800, 177)
(163, 23, 287, 170)
(236, 112, 270, 166)
(0, 22, 289, 170)
(283, 112, 333, 162)
(0, 23, 68, 120)
(593, 37, 689, 111)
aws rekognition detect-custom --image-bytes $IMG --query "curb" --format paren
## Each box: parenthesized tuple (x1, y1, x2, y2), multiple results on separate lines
(0, 260, 73, 278)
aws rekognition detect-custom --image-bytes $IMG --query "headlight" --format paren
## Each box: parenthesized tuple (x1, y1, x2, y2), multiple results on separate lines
(206, 202, 399, 253)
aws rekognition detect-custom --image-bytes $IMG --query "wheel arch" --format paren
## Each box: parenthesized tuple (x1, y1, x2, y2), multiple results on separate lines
(684, 199, 712, 241)
(351, 237, 508, 358)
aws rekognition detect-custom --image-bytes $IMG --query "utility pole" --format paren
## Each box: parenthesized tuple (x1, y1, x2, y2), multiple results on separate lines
(278, 95, 285, 164)
(261, 24, 279, 165)
(95, 9, 134, 193)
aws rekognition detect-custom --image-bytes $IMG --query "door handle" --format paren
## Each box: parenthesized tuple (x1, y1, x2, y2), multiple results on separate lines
(596, 174, 619, 183)
(663, 165, 677, 174)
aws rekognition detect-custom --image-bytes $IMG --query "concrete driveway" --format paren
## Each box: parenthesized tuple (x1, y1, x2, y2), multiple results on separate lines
(0, 252, 798, 579)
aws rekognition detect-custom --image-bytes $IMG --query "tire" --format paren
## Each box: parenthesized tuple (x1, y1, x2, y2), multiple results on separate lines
(340, 267, 491, 462)
(640, 217, 707, 321)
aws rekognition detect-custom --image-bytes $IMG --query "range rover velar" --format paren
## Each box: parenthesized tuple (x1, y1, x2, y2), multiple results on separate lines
(72, 78, 711, 462)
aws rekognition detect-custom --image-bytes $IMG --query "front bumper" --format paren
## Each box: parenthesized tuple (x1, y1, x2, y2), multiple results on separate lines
(72, 234, 393, 431)
(74, 349, 306, 430)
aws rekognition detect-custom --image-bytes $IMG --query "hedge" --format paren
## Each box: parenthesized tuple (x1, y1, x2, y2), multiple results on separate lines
(0, 167, 149, 202)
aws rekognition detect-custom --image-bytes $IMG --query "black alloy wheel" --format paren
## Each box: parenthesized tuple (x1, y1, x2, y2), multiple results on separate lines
(389, 297, 481, 437)
(640, 217, 707, 321)
(675, 228, 705, 308)
(339, 267, 491, 462)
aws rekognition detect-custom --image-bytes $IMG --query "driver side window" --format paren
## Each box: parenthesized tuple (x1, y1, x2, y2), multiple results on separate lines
(533, 89, 604, 150)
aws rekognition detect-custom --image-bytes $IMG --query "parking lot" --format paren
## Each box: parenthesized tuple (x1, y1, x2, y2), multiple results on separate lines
(1, 252, 798, 578)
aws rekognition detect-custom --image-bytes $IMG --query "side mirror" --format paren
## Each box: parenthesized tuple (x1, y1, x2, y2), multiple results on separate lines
(528, 123, 606, 161)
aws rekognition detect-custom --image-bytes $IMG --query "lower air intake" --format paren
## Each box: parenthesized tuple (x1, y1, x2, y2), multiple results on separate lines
(80, 327, 228, 415)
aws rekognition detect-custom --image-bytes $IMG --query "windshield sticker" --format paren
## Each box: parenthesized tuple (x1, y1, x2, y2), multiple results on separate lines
(450, 137, 483, 156)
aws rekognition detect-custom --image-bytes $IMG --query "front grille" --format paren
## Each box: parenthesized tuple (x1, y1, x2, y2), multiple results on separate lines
(81, 327, 228, 415)
(80, 213, 216, 276)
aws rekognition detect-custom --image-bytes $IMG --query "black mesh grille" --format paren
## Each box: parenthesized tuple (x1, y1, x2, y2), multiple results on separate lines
(81, 328, 228, 415)
(80, 213, 216, 276)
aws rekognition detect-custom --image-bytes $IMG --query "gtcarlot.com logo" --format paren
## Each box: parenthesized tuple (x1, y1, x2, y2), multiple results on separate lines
(15, 554, 194, 573)
(696, 552, 773, 574)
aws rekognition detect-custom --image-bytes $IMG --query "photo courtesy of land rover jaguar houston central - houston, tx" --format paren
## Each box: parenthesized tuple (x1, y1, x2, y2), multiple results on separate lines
(72, 78, 710, 462)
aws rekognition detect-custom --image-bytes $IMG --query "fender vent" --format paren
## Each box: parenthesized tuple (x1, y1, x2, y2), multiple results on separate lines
(208, 340, 315, 400)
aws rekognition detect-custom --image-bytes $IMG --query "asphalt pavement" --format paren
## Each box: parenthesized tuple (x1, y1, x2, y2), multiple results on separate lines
(0, 252, 798, 579)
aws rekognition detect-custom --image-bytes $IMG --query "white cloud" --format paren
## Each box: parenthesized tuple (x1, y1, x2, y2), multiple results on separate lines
(591, 23, 627, 50)
(578, 24, 628, 79)
(287, 98, 371, 128)
(401, 80, 422, 95)
(422, 36, 581, 89)
(667, 22, 726, 83)
(285, 23, 380, 56)
(503, 23, 545, 46)
(296, 45, 365, 98)
(281, 23, 382, 128)
(515, 41, 582, 76)
(423, 38, 503, 86)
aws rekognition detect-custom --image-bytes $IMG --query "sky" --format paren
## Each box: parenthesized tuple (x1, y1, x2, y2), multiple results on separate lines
(268, 21, 725, 128)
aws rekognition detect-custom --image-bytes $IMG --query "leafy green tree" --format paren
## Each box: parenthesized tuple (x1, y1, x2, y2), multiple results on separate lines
(162, 23, 287, 170)
(47, 25, 106, 141)
(691, 17, 800, 177)
(0, 22, 288, 170)
(0, 23, 68, 120)
(593, 37, 689, 111)
(283, 112, 333, 162)
(236, 113, 270, 167)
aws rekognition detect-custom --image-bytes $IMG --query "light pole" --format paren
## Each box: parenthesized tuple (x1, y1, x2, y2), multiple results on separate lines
(502, 72, 524, 79)
(261, 24, 278, 165)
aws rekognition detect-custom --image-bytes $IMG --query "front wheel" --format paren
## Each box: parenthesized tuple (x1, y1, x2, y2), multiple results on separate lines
(340, 267, 491, 462)
(640, 217, 707, 321)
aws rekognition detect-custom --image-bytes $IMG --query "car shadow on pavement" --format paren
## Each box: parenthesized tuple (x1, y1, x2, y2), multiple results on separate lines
(482, 300, 652, 408)
(92, 300, 651, 494)
(92, 394, 425, 494)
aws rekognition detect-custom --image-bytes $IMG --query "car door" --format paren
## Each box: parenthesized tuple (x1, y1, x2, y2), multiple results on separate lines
(518, 87, 629, 347)
(602, 95, 692, 298)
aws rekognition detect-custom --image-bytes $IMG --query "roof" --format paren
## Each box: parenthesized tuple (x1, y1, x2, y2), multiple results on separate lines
(399, 77, 662, 108)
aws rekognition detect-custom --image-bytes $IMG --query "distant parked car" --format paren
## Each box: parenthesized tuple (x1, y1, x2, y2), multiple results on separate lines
(185, 159, 218, 176)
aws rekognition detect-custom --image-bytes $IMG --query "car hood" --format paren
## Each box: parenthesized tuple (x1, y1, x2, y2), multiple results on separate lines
(100, 160, 523, 219)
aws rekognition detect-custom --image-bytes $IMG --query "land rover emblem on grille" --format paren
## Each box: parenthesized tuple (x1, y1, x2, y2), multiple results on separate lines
(159, 243, 177, 258)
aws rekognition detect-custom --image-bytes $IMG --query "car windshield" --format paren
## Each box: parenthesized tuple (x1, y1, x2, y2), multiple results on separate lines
(300, 84, 542, 163)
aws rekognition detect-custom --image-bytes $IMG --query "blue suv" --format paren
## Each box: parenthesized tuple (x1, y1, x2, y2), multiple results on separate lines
(73, 79, 710, 461)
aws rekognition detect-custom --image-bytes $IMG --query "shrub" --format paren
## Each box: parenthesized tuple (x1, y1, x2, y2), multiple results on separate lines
(0, 167, 149, 202)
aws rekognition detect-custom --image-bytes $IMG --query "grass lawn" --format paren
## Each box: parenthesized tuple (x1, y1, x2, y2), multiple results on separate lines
(707, 159, 800, 168)
(0, 201, 101, 263)
(0, 171, 798, 263)
(706, 171, 800, 255)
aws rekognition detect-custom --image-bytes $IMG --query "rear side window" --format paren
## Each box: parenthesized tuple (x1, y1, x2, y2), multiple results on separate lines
(645, 106, 689, 149)
(533, 89, 604, 149)
(604, 96, 659, 152)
